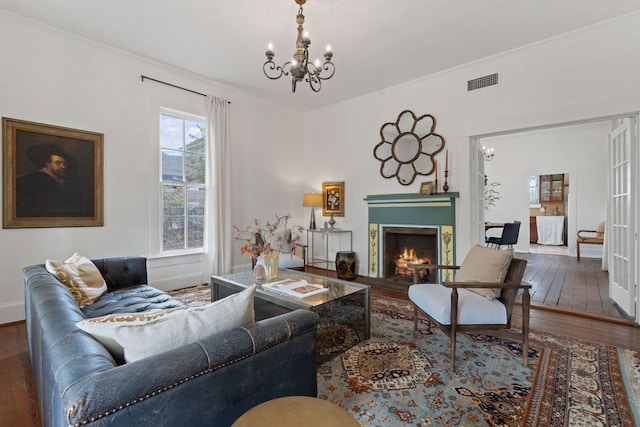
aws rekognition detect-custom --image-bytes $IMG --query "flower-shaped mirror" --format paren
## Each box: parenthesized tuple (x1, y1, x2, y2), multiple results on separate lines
(373, 110, 445, 185)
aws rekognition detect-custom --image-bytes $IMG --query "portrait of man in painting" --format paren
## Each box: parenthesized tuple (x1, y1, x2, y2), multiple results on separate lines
(16, 141, 92, 217)
(3, 118, 103, 228)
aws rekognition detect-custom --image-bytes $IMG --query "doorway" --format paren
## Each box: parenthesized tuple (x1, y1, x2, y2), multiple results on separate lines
(470, 115, 638, 323)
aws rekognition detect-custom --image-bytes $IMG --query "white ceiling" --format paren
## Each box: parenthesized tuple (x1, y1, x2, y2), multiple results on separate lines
(2, 0, 640, 112)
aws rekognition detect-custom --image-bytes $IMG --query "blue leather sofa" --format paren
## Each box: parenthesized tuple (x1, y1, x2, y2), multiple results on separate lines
(24, 256, 318, 427)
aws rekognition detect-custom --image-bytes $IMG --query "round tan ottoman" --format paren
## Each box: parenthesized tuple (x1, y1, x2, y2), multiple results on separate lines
(231, 396, 359, 427)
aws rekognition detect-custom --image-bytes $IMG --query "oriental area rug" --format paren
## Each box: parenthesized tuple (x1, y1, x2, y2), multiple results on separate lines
(169, 285, 640, 427)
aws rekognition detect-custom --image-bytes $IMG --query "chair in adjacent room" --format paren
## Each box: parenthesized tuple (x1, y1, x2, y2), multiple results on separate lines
(576, 221, 604, 261)
(486, 220, 521, 249)
(408, 245, 530, 371)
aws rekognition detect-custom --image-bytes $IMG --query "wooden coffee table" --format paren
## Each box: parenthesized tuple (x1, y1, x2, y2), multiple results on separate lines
(211, 269, 370, 362)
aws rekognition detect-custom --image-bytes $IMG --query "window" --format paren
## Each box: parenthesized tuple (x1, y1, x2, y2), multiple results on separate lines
(160, 112, 206, 252)
(529, 175, 540, 206)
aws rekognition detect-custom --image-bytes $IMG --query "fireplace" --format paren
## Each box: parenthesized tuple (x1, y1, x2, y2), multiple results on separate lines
(365, 192, 459, 283)
(383, 227, 438, 283)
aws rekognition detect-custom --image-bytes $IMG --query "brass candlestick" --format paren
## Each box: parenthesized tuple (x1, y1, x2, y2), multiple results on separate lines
(443, 170, 449, 193)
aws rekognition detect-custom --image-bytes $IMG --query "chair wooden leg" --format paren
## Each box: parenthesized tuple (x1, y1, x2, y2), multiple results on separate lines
(576, 241, 581, 261)
(522, 289, 530, 367)
(413, 305, 418, 332)
(450, 329, 457, 372)
(450, 289, 459, 371)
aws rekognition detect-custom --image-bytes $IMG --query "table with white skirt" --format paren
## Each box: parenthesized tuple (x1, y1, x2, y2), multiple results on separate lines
(536, 216, 564, 245)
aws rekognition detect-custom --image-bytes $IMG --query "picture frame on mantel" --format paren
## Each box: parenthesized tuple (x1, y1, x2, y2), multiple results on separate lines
(322, 181, 344, 217)
(419, 181, 433, 195)
(2, 117, 104, 228)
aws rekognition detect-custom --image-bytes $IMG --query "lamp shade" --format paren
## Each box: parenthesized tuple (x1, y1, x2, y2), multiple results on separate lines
(302, 193, 323, 207)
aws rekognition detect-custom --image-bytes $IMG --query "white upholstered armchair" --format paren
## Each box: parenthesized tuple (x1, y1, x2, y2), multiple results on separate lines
(408, 245, 530, 371)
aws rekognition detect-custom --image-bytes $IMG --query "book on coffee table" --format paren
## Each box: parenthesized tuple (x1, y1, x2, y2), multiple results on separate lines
(262, 279, 329, 299)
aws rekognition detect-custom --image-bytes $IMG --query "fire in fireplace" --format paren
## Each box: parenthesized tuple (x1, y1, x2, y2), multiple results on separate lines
(383, 226, 438, 283)
(393, 247, 431, 278)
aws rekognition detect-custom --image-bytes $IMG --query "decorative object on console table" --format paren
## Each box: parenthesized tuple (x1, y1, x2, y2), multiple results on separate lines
(2, 117, 104, 228)
(302, 193, 323, 230)
(322, 181, 344, 217)
(335, 251, 357, 281)
(373, 110, 445, 186)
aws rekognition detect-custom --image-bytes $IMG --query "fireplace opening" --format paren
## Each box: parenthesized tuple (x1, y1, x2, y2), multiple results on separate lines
(383, 227, 438, 283)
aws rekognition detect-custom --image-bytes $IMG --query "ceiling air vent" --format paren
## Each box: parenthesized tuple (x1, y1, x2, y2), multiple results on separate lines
(467, 73, 499, 92)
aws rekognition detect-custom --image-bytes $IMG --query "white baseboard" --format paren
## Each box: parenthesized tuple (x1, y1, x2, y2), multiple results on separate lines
(0, 301, 26, 324)
(577, 246, 604, 259)
(151, 272, 204, 292)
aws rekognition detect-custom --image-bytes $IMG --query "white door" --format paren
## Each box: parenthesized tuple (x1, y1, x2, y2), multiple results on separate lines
(608, 118, 636, 317)
(474, 139, 486, 244)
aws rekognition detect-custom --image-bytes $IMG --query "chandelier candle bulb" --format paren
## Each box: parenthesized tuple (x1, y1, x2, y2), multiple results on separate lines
(266, 44, 275, 60)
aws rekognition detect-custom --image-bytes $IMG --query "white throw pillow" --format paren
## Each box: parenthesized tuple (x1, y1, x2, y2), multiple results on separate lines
(77, 284, 256, 363)
(454, 245, 513, 300)
(46, 253, 107, 307)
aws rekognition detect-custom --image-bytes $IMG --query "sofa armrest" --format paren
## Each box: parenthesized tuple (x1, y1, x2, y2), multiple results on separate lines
(62, 310, 319, 427)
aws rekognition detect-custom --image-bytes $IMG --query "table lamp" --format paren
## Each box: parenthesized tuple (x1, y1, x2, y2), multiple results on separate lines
(302, 193, 323, 230)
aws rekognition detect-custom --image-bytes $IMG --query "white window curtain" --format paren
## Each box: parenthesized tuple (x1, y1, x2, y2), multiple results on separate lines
(204, 95, 231, 277)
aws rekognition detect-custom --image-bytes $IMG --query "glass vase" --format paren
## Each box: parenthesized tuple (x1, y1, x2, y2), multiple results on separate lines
(262, 250, 280, 280)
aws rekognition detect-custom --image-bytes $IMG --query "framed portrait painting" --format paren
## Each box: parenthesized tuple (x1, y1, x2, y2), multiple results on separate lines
(2, 117, 104, 228)
(322, 181, 344, 217)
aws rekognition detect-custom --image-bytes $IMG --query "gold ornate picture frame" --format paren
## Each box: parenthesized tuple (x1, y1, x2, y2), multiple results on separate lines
(2, 117, 104, 228)
(322, 181, 344, 217)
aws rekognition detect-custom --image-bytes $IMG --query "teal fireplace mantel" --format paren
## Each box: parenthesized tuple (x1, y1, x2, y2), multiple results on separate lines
(364, 192, 459, 226)
(365, 192, 459, 281)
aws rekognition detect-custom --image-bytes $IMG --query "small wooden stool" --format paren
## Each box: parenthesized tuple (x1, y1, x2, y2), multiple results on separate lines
(231, 396, 359, 427)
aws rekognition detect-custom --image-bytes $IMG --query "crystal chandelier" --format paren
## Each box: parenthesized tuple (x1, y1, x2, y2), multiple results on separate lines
(263, 0, 335, 93)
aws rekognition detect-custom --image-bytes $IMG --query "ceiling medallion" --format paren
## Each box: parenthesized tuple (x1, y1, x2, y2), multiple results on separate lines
(263, 0, 335, 92)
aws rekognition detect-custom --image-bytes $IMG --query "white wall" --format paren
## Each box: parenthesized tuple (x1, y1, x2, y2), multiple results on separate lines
(303, 12, 640, 276)
(482, 122, 610, 256)
(0, 11, 305, 323)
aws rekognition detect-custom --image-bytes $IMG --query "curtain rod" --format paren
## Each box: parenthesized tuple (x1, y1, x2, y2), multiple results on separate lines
(140, 75, 231, 103)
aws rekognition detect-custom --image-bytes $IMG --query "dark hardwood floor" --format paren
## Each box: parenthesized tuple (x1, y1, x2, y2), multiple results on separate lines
(518, 252, 633, 322)
(3, 260, 638, 426)
(0, 321, 41, 427)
